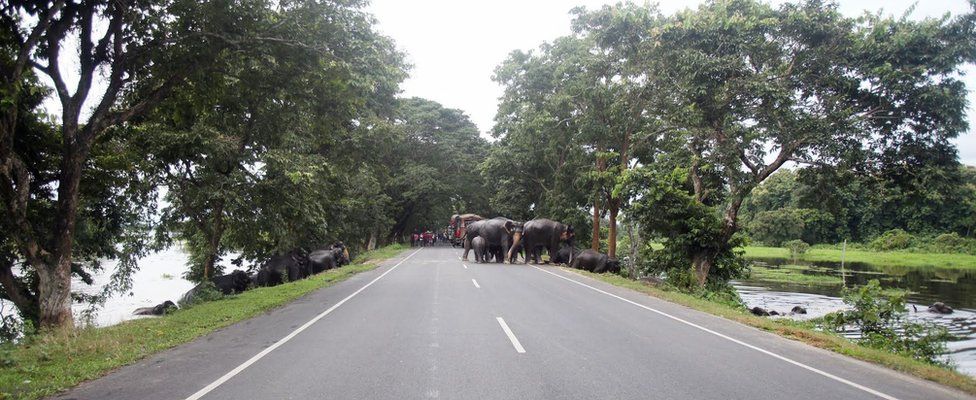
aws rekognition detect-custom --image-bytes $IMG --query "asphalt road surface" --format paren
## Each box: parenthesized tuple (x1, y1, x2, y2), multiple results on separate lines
(55, 247, 972, 400)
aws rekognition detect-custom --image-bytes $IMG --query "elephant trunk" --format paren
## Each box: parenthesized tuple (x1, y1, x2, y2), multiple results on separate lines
(507, 230, 523, 263)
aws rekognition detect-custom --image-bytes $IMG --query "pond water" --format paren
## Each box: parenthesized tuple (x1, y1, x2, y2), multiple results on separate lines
(734, 257, 976, 376)
(0, 247, 239, 328)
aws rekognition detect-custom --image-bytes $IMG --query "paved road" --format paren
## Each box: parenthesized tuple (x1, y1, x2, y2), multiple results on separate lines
(55, 247, 971, 400)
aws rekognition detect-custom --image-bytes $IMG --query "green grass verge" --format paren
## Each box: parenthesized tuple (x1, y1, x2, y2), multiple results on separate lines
(743, 246, 976, 270)
(747, 265, 844, 286)
(566, 268, 976, 395)
(0, 244, 408, 400)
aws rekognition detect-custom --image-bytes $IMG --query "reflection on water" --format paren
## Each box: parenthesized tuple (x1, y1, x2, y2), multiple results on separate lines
(736, 257, 976, 376)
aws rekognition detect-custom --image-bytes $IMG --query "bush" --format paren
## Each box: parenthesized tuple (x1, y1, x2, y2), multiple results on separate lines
(927, 232, 976, 255)
(821, 280, 951, 366)
(869, 229, 915, 251)
(783, 239, 809, 263)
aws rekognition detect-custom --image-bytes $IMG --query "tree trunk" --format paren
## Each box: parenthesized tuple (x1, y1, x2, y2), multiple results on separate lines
(367, 228, 377, 251)
(591, 196, 601, 251)
(608, 200, 618, 258)
(692, 252, 713, 287)
(39, 141, 89, 328)
(690, 192, 745, 287)
(0, 262, 39, 324)
(202, 201, 225, 280)
(625, 221, 638, 278)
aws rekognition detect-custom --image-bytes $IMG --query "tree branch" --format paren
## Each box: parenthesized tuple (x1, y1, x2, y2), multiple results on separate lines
(11, 0, 68, 82)
(0, 261, 36, 316)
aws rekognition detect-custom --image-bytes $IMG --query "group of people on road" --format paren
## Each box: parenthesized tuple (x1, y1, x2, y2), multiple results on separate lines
(411, 230, 439, 247)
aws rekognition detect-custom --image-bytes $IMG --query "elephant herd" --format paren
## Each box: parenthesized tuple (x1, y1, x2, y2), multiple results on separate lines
(462, 216, 620, 274)
(134, 242, 351, 316)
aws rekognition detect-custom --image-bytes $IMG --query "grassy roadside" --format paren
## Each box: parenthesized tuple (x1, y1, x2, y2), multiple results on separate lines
(0, 244, 408, 400)
(742, 246, 976, 269)
(566, 268, 976, 396)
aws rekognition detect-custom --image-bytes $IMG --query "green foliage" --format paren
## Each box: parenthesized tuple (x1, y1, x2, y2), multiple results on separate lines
(384, 98, 490, 239)
(869, 229, 916, 251)
(783, 239, 810, 263)
(135, 0, 409, 279)
(0, 73, 156, 325)
(626, 167, 748, 287)
(929, 233, 976, 255)
(742, 165, 976, 246)
(822, 280, 951, 366)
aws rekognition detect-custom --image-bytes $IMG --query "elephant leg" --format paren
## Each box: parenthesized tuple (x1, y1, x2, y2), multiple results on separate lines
(462, 237, 472, 261)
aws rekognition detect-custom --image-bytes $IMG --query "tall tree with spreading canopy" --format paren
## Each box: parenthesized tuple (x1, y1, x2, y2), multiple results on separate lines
(135, 0, 407, 280)
(0, 0, 250, 328)
(628, 0, 976, 286)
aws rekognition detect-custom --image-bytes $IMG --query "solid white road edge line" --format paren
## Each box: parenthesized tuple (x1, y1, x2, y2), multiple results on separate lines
(530, 265, 900, 400)
(472, 278, 480, 288)
(496, 317, 526, 353)
(183, 247, 424, 400)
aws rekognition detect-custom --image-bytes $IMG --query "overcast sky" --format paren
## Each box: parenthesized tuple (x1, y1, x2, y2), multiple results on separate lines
(366, 0, 976, 165)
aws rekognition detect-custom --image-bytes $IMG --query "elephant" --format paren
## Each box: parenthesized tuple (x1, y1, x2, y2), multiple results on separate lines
(255, 249, 310, 287)
(569, 249, 620, 273)
(791, 306, 807, 315)
(507, 240, 524, 263)
(211, 270, 251, 295)
(309, 242, 351, 274)
(508, 218, 574, 264)
(463, 217, 519, 263)
(471, 236, 488, 263)
(488, 244, 507, 263)
(133, 300, 177, 316)
(551, 243, 579, 265)
(928, 302, 953, 314)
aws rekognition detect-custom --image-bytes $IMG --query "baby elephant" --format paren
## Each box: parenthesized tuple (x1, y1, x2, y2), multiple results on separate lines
(569, 249, 620, 274)
(471, 236, 488, 263)
(551, 244, 578, 265)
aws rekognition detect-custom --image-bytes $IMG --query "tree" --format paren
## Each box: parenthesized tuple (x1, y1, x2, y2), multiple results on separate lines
(570, 3, 663, 258)
(489, 5, 663, 258)
(136, 0, 407, 280)
(385, 98, 490, 240)
(0, 0, 245, 328)
(630, 0, 975, 286)
(488, 41, 593, 237)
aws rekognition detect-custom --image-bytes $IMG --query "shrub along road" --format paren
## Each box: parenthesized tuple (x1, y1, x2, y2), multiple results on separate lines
(54, 247, 970, 400)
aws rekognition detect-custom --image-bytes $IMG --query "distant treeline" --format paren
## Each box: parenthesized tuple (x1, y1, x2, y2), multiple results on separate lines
(739, 166, 976, 250)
